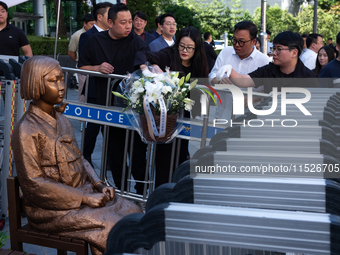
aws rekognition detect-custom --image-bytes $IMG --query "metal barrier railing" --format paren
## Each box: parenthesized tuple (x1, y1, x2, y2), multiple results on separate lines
(61, 67, 222, 203)
(0, 77, 27, 217)
(0, 63, 223, 217)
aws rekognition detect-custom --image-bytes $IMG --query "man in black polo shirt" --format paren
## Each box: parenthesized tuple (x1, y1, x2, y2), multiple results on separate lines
(0, 1, 32, 57)
(78, 3, 149, 194)
(216, 31, 318, 92)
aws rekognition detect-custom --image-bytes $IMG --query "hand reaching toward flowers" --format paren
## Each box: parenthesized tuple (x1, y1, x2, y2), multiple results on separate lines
(142, 69, 157, 78)
(151, 64, 163, 74)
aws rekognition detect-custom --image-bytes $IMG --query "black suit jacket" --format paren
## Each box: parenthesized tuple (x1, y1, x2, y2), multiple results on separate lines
(78, 26, 99, 98)
(78, 26, 99, 58)
(204, 41, 217, 72)
(132, 30, 156, 45)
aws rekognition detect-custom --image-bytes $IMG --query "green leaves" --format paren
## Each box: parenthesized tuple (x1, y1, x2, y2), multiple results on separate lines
(112, 91, 128, 101)
(0, 231, 10, 248)
(253, 4, 299, 38)
(296, 5, 340, 43)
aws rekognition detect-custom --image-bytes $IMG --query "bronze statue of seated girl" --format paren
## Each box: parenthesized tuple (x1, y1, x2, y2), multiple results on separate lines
(12, 56, 142, 255)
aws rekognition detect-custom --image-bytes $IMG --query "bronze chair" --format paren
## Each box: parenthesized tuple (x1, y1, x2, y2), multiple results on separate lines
(7, 176, 89, 255)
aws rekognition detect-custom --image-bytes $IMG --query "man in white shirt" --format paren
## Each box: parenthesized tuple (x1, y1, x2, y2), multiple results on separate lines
(209, 21, 270, 119)
(300, 33, 324, 70)
(149, 12, 176, 52)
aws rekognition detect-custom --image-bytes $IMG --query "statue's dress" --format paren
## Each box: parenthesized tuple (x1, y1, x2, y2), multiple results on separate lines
(12, 103, 142, 254)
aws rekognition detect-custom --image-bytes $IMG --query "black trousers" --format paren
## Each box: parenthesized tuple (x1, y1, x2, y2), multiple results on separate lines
(107, 127, 147, 194)
(83, 98, 103, 164)
(154, 138, 189, 188)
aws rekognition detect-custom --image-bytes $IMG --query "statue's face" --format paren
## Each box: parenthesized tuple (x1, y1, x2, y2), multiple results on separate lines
(41, 65, 65, 105)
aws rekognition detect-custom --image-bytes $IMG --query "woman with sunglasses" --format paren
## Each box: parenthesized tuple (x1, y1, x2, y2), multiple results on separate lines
(314, 46, 335, 76)
(135, 26, 209, 188)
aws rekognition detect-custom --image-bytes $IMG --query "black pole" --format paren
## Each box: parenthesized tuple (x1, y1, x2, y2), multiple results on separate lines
(260, 0, 267, 54)
(313, 0, 318, 33)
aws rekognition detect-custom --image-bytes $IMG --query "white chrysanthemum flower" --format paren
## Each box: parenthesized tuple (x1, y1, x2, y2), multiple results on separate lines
(162, 86, 172, 94)
(136, 87, 144, 93)
(181, 88, 186, 92)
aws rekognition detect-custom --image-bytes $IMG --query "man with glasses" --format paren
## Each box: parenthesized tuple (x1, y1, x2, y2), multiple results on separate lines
(300, 33, 324, 70)
(149, 12, 176, 52)
(209, 21, 270, 119)
(216, 31, 318, 92)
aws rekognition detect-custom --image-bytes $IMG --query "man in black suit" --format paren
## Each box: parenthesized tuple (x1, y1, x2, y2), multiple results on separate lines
(204, 32, 217, 72)
(78, 1, 112, 166)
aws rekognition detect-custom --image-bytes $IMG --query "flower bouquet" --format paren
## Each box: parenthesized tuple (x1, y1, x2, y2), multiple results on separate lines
(112, 68, 198, 143)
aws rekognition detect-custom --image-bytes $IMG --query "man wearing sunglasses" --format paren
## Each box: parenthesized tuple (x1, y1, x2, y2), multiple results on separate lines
(216, 31, 318, 92)
(209, 21, 270, 119)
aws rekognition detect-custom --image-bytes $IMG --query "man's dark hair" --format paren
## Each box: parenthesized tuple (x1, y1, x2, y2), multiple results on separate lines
(93, 2, 113, 21)
(266, 29, 271, 35)
(328, 38, 332, 41)
(160, 12, 175, 25)
(306, 33, 322, 48)
(0, 1, 8, 11)
(108, 3, 129, 23)
(273, 31, 304, 56)
(132, 11, 147, 21)
(155, 15, 161, 27)
(301, 34, 307, 39)
(337, 32, 340, 45)
(204, 32, 211, 40)
(234, 21, 257, 40)
(83, 14, 95, 23)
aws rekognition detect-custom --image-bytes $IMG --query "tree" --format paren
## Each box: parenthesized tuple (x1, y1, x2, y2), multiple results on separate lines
(330, 2, 340, 21)
(292, 0, 337, 12)
(296, 5, 340, 42)
(127, 0, 157, 32)
(164, 4, 202, 33)
(197, 0, 232, 38)
(229, 0, 243, 28)
(253, 4, 299, 38)
(8, 0, 34, 35)
(53, 0, 67, 37)
(241, 9, 252, 22)
(318, 0, 337, 11)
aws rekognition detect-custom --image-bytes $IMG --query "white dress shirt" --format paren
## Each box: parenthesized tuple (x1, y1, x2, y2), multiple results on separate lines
(209, 46, 270, 119)
(93, 24, 104, 32)
(299, 48, 317, 70)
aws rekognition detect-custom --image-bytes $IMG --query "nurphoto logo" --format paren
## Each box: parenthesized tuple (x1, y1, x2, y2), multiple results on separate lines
(211, 85, 312, 128)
